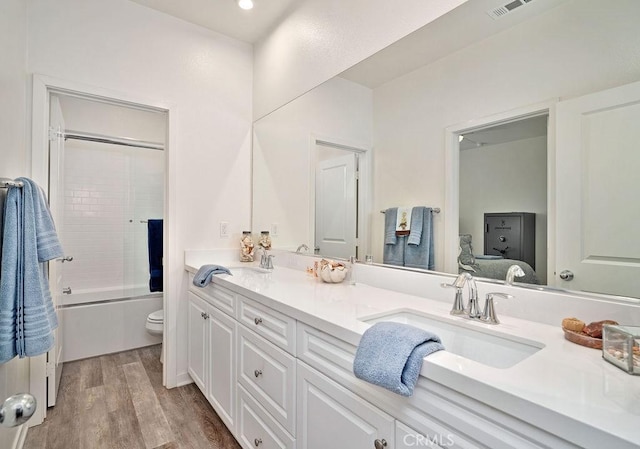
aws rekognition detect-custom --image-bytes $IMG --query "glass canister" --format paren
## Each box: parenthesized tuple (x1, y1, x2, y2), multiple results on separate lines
(602, 325, 640, 375)
(258, 230, 272, 250)
(240, 231, 254, 262)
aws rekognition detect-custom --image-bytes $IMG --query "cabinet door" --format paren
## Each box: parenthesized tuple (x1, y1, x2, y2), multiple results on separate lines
(297, 361, 394, 449)
(208, 307, 237, 433)
(187, 292, 208, 392)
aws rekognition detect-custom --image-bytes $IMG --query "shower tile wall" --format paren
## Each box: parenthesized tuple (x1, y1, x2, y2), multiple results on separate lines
(62, 141, 164, 295)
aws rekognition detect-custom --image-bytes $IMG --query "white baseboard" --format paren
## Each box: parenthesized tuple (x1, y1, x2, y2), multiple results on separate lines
(13, 424, 28, 449)
(175, 371, 193, 387)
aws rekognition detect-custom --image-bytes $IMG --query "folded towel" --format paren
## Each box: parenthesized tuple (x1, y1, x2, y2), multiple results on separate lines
(384, 208, 398, 245)
(407, 206, 426, 245)
(147, 219, 163, 292)
(353, 321, 444, 397)
(192, 264, 232, 287)
(404, 207, 434, 270)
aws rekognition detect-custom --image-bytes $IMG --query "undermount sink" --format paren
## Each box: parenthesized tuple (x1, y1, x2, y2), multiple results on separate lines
(359, 309, 544, 369)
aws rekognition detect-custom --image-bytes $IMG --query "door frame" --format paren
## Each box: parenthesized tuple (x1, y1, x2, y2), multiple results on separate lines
(30, 74, 178, 424)
(443, 100, 557, 283)
(308, 134, 371, 259)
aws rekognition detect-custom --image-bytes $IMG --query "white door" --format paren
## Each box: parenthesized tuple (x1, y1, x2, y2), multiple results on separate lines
(207, 307, 236, 434)
(187, 292, 208, 392)
(46, 95, 66, 407)
(556, 80, 640, 297)
(315, 153, 357, 259)
(297, 361, 395, 449)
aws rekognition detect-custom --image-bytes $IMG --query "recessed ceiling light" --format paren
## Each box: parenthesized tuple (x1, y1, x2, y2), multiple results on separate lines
(238, 0, 254, 10)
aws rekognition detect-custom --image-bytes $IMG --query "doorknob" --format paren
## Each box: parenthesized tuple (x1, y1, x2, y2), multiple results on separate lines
(0, 393, 37, 428)
(559, 270, 574, 281)
(63, 287, 72, 294)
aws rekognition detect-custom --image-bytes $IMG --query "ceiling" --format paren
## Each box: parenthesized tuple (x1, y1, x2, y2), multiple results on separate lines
(340, 0, 571, 88)
(460, 114, 548, 151)
(129, 0, 299, 43)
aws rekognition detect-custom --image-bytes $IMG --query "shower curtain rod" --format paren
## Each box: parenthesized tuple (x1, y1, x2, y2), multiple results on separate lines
(63, 129, 165, 151)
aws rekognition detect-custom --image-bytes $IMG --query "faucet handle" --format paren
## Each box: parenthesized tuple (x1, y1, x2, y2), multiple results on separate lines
(480, 292, 513, 325)
(441, 283, 466, 316)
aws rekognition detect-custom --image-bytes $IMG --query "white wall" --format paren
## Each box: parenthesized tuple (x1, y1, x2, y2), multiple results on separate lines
(253, 0, 468, 120)
(253, 76, 372, 251)
(27, 0, 253, 385)
(373, 0, 640, 271)
(0, 1, 31, 447)
(459, 136, 547, 283)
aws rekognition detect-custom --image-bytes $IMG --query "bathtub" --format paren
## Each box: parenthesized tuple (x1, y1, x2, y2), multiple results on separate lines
(61, 286, 162, 362)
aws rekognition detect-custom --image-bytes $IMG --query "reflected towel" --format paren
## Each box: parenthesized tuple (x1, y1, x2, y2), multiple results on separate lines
(353, 322, 444, 397)
(384, 208, 398, 245)
(193, 264, 232, 287)
(407, 207, 425, 245)
(147, 219, 163, 292)
(404, 207, 434, 270)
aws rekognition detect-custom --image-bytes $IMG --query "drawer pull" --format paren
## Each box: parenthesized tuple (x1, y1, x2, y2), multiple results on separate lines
(254, 438, 262, 447)
(254, 317, 263, 325)
(374, 439, 388, 449)
(254, 369, 263, 378)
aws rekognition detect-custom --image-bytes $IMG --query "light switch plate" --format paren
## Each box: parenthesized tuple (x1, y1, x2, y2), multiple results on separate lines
(220, 221, 229, 238)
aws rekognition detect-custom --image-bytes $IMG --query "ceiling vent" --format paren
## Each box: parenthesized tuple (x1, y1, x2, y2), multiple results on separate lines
(487, 0, 534, 19)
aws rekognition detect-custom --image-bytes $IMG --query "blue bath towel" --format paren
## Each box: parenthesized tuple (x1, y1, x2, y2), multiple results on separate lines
(404, 207, 434, 271)
(407, 207, 425, 245)
(353, 322, 444, 397)
(0, 179, 63, 363)
(193, 264, 232, 287)
(383, 208, 405, 266)
(147, 219, 163, 292)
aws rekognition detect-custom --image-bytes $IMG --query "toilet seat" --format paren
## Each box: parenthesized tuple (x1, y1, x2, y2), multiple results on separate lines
(146, 309, 164, 335)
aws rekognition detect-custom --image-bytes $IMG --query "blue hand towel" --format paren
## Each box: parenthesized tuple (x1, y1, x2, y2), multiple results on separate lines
(0, 179, 63, 363)
(147, 219, 163, 293)
(384, 208, 398, 245)
(353, 321, 444, 397)
(404, 207, 434, 271)
(407, 207, 426, 246)
(192, 264, 232, 287)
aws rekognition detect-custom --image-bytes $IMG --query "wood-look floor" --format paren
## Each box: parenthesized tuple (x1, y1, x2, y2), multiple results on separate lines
(24, 345, 241, 449)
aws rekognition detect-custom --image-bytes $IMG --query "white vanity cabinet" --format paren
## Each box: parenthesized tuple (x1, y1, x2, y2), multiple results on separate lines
(297, 360, 395, 449)
(187, 287, 237, 435)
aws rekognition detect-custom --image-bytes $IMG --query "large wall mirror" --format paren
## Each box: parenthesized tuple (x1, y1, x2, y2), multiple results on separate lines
(252, 0, 640, 301)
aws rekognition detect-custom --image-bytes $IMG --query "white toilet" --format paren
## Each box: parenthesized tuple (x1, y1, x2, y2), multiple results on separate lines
(145, 309, 164, 335)
(146, 309, 164, 363)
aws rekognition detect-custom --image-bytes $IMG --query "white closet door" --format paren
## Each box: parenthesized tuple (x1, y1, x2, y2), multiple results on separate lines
(555, 80, 640, 297)
(314, 153, 357, 259)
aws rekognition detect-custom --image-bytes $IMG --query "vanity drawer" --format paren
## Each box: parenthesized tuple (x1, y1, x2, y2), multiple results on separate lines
(297, 322, 357, 381)
(237, 385, 295, 449)
(189, 273, 236, 317)
(238, 296, 296, 355)
(238, 325, 296, 435)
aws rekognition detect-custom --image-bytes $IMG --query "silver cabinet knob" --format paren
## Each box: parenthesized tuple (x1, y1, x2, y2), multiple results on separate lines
(0, 393, 37, 428)
(62, 287, 72, 295)
(254, 369, 263, 378)
(254, 438, 262, 447)
(374, 439, 388, 449)
(559, 270, 574, 281)
(254, 317, 263, 325)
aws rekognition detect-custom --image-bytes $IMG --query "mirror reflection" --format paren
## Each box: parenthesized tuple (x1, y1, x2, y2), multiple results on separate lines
(252, 0, 640, 299)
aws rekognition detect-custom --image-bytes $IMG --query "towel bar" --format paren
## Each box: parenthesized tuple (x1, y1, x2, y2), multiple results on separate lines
(381, 207, 440, 214)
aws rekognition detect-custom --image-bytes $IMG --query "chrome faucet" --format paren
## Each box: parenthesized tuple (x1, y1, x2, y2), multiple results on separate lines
(480, 292, 513, 325)
(259, 249, 275, 270)
(505, 264, 525, 285)
(296, 243, 309, 253)
(442, 273, 510, 323)
(441, 272, 479, 318)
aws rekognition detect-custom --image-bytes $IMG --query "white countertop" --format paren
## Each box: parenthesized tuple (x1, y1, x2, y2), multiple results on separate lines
(185, 262, 640, 448)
